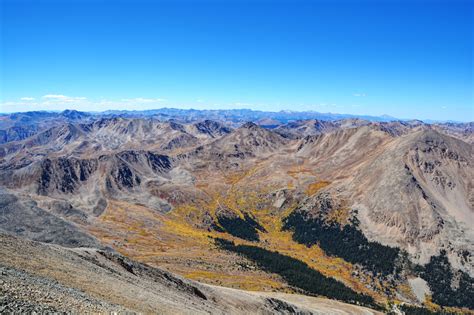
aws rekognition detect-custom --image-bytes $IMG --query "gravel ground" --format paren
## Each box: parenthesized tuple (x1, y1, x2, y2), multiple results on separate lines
(0, 265, 126, 313)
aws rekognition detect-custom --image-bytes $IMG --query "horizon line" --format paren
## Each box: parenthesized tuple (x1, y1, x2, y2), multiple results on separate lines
(1, 107, 471, 124)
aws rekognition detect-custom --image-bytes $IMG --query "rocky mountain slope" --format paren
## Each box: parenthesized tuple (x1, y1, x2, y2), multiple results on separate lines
(0, 111, 472, 313)
(0, 233, 382, 314)
(348, 129, 473, 269)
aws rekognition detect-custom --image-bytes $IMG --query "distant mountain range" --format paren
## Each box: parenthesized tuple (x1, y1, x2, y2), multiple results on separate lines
(1, 109, 472, 145)
(0, 108, 400, 123)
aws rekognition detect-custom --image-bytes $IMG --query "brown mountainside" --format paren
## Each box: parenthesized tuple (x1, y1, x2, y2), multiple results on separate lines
(0, 116, 473, 313)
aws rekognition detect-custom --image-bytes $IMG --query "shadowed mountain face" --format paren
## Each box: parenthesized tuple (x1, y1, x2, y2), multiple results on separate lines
(0, 112, 473, 313)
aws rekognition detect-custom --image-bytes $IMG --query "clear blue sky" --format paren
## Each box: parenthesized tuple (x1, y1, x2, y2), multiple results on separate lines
(1, 0, 472, 121)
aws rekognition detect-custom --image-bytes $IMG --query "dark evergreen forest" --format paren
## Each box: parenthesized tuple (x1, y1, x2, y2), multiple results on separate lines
(416, 250, 474, 309)
(216, 212, 266, 242)
(282, 211, 400, 275)
(215, 238, 379, 309)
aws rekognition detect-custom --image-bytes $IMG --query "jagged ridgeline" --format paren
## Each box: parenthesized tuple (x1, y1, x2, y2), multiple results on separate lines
(282, 211, 400, 276)
(215, 238, 379, 309)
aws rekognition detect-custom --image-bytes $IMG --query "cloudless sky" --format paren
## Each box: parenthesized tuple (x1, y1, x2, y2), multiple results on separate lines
(0, 0, 473, 121)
